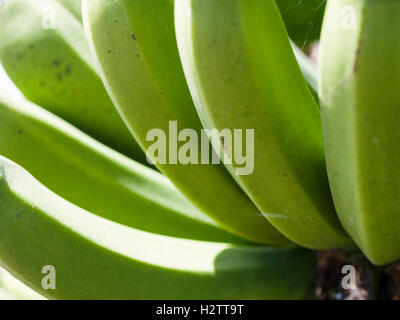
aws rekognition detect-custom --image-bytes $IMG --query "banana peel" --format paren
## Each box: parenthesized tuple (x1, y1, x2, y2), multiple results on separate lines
(320, 0, 400, 265)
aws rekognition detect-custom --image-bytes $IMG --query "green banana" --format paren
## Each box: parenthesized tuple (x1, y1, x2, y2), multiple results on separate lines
(319, 0, 400, 265)
(276, 0, 326, 47)
(82, 0, 288, 245)
(0, 0, 144, 161)
(0, 156, 316, 299)
(0, 91, 245, 244)
(175, 0, 353, 250)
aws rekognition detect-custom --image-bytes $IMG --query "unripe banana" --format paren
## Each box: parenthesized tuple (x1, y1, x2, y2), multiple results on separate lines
(175, 0, 352, 250)
(0, 91, 244, 244)
(0, 0, 144, 161)
(82, 0, 288, 245)
(0, 156, 316, 299)
(320, 0, 400, 265)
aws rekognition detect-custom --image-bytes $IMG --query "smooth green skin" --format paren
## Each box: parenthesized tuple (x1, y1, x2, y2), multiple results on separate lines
(175, 0, 353, 250)
(0, 92, 245, 244)
(82, 0, 288, 245)
(55, 0, 82, 20)
(276, 0, 326, 47)
(0, 157, 316, 299)
(320, 0, 400, 265)
(0, 0, 145, 162)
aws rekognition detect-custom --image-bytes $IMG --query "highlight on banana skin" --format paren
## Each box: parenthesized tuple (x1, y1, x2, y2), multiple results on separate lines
(0, 0, 398, 303)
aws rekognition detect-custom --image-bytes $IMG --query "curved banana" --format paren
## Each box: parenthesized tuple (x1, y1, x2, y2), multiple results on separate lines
(320, 0, 400, 265)
(82, 0, 288, 245)
(0, 156, 315, 299)
(0, 91, 244, 244)
(175, 0, 353, 250)
(0, 0, 144, 161)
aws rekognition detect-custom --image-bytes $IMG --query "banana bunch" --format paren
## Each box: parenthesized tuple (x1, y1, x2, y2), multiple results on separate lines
(82, 0, 287, 245)
(0, 0, 399, 301)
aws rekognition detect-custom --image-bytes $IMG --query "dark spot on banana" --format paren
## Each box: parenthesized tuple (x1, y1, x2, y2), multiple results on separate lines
(333, 171, 340, 177)
(52, 59, 62, 66)
(107, 49, 112, 54)
(56, 73, 63, 81)
(353, 39, 363, 73)
(17, 129, 23, 134)
(131, 33, 136, 40)
(115, 19, 119, 23)
(65, 65, 71, 75)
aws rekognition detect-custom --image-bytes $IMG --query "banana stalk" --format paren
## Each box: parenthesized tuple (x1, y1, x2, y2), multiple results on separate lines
(320, 0, 400, 265)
